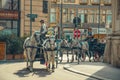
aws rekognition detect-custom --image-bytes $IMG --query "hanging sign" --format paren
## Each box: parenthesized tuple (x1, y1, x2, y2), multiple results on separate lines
(0, 10, 18, 20)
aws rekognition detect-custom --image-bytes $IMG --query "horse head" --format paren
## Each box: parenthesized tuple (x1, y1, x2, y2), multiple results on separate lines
(48, 36, 56, 50)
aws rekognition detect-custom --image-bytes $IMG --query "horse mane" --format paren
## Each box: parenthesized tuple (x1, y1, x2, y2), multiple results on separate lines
(30, 32, 38, 45)
(23, 37, 30, 49)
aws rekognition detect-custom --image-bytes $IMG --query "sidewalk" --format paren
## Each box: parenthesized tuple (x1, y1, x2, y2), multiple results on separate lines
(63, 62, 120, 80)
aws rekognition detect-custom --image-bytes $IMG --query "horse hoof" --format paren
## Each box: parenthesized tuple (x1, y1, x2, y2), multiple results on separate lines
(67, 60, 69, 63)
(52, 69, 55, 72)
(60, 60, 62, 63)
(89, 59, 91, 62)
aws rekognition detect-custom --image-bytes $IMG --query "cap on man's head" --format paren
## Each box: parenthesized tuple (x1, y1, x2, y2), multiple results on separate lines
(40, 20, 44, 23)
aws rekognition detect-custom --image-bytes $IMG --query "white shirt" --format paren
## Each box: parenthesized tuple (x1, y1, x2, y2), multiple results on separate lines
(40, 23, 47, 34)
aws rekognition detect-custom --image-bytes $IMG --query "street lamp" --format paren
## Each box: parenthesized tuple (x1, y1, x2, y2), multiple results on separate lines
(98, 0, 101, 39)
(60, 0, 63, 39)
(30, 0, 32, 36)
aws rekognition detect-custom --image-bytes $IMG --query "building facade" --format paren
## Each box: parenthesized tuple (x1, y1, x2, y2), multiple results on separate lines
(0, 0, 112, 37)
(104, 0, 120, 68)
(20, 0, 49, 36)
(0, 0, 20, 36)
(50, 0, 112, 39)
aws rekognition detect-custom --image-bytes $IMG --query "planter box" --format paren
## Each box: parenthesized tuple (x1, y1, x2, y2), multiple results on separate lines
(0, 42, 6, 60)
(6, 54, 13, 60)
(14, 54, 24, 60)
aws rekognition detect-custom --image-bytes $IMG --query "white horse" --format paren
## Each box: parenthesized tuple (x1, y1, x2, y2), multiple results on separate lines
(80, 40, 91, 62)
(57, 39, 71, 63)
(42, 35, 57, 72)
(23, 32, 40, 72)
(71, 39, 81, 63)
(70, 39, 91, 63)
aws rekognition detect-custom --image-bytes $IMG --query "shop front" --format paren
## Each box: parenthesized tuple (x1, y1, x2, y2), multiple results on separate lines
(0, 0, 20, 36)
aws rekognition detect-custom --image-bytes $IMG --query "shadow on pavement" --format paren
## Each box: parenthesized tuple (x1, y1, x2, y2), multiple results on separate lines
(14, 68, 52, 77)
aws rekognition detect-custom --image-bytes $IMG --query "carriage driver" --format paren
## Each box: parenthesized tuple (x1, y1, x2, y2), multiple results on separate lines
(39, 20, 48, 43)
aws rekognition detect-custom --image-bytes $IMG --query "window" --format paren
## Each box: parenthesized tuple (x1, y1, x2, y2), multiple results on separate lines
(80, 0, 87, 3)
(118, 0, 120, 15)
(63, 8, 75, 23)
(78, 9, 87, 23)
(103, 0, 111, 3)
(1, 0, 19, 10)
(43, 1, 48, 13)
(64, 0, 75, 3)
(106, 10, 112, 14)
(63, 8, 68, 23)
(50, 8, 56, 23)
(69, 9, 75, 23)
(106, 15, 112, 24)
(91, 0, 99, 3)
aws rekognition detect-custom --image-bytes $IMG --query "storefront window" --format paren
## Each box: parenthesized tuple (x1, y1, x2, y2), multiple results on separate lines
(0, 20, 18, 35)
(1, 0, 18, 10)
(0, 0, 20, 36)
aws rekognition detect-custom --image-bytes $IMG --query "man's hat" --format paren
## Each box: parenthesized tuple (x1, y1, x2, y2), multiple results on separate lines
(40, 20, 44, 23)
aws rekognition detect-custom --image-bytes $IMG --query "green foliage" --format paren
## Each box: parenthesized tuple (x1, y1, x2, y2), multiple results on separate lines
(0, 32, 24, 54)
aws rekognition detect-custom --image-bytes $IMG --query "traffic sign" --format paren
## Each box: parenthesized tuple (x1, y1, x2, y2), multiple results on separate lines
(26, 14, 38, 22)
(74, 29, 81, 38)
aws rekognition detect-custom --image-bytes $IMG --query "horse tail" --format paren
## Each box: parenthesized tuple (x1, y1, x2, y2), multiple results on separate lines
(23, 50, 27, 60)
(23, 37, 30, 60)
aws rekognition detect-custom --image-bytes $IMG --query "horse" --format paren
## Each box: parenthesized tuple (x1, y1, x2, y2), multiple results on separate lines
(70, 39, 81, 63)
(58, 39, 71, 63)
(23, 32, 41, 72)
(70, 38, 91, 63)
(80, 40, 91, 62)
(42, 35, 57, 72)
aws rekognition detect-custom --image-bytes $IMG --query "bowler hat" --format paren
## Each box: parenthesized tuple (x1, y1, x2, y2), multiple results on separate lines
(40, 20, 44, 23)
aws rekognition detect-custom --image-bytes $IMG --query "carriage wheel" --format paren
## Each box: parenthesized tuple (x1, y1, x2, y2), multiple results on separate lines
(55, 56, 58, 68)
(81, 53, 86, 62)
(93, 52, 99, 62)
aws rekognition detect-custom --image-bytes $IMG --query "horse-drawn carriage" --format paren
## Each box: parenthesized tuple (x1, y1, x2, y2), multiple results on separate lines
(23, 28, 106, 72)
(23, 30, 59, 72)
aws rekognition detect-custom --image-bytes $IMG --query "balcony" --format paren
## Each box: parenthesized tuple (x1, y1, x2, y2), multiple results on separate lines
(91, 0, 100, 5)
(79, 0, 88, 5)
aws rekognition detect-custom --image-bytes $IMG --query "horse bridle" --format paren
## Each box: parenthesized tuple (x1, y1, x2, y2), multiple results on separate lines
(48, 37, 56, 47)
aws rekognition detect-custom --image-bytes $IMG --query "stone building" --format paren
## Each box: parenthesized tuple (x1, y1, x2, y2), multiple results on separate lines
(20, 0, 49, 36)
(51, 0, 112, 39)
(0, 0, 20, 36)
(103, 0, 120, 67)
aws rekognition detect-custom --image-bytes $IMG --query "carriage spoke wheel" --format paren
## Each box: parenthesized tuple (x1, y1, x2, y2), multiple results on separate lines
(81, 53, 86, 62)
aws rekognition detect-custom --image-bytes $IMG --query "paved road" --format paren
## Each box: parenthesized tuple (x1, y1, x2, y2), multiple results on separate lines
(0, 61, 97, 80)
(64, 62, 120, 80)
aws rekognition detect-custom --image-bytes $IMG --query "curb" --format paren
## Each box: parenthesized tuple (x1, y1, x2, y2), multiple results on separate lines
(63, 64, 112, 80)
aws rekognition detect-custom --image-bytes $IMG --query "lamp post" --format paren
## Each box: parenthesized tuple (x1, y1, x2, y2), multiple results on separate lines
(60, 0, 63, 39)
(48, 0, 51, 28)
(30, 0, 32, 36)
(98, 0, 101, 39)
